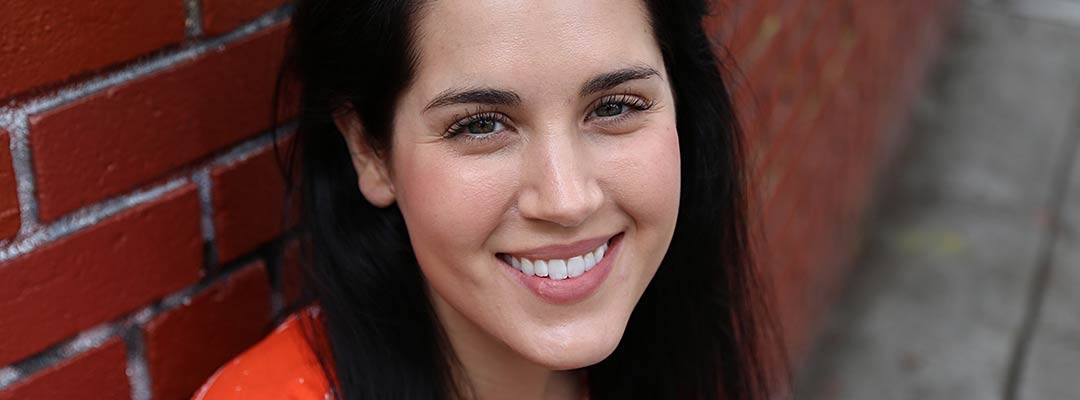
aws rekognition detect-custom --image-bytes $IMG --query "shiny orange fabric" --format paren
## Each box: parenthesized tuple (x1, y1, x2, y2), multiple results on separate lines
(193, 308, 333, 400)
(194, 308, 591, 399)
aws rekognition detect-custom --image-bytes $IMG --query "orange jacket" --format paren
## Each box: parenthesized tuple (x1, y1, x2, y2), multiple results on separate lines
(193, 309, 333, 400)
(193, 308, 591, 399)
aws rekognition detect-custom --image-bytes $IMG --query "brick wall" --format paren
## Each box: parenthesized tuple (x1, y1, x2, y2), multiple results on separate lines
(709, 0, 957, 364)
(0, 1, 954, 398)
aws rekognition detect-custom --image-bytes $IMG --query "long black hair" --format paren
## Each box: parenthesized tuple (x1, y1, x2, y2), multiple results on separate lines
(277, 0, 784, 398)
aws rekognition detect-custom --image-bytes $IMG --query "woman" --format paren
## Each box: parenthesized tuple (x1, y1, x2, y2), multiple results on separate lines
(196, 0, 782, 399)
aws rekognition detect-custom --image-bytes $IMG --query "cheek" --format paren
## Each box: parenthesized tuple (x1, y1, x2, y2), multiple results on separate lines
(601, 121, 682, 230)
(392, 147, 513, 266)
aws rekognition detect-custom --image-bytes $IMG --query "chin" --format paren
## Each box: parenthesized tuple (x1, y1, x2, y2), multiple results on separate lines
(518, 323, 627, 371)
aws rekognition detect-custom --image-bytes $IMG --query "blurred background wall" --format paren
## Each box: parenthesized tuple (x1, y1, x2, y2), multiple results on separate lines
(709, 0, 956, 365)
(0, 1, 955, 399)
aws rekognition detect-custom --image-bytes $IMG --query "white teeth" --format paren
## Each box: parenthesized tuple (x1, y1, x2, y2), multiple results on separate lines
(549, 260, 568, 280)
(502, 239, 612, 280)
(534, 260, 549, 277)
(567, 256, 585, 278)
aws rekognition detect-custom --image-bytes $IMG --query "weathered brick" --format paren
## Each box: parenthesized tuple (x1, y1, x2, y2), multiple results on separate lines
(144, 262, 272, 400)
(29, 23, 290, 222)
(0, 185, 203, 366)
(212, 138, 298, 263)
(0, 0, 185, 101)
(201, 0, 289, 36)
(0, 131, 21, 239)
(0, 338, 130, 400)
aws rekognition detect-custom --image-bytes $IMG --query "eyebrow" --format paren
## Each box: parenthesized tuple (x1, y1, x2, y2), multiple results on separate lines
(424, 87, 522, 112)
(579, 66, 660, 97)
(423, 66, 661, 112)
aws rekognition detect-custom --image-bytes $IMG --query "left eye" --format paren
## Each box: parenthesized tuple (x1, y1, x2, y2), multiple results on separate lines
(445, 111, 509, 138)
(593, 102, 629, 118)
(465, 119, 502, 135)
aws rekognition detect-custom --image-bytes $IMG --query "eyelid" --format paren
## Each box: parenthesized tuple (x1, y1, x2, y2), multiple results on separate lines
(586, 93, 655, 119)
(443, 109, 510, 138)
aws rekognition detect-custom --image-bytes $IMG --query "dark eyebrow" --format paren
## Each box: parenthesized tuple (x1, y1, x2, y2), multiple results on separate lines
(423, 66, 659, 112)
(424, 88, 522, 112)
(579, 66, 660, 97)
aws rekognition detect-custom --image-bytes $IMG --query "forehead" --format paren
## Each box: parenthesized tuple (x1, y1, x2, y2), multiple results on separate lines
(409, 0, 660, 98)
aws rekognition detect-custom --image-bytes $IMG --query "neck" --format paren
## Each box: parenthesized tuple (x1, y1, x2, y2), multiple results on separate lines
(430, 295, 584, 400)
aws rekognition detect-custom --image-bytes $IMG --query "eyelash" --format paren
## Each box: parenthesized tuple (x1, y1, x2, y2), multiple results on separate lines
(444, 109, 507, 139)
(587, 94, 656, 122)
(442, 94, 655, 139)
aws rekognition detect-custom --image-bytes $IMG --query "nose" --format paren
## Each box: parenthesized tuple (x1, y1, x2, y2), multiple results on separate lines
(517, 130, 603, 228)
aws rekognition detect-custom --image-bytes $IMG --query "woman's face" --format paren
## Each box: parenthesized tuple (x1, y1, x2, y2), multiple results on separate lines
(370, 0, 680, 370)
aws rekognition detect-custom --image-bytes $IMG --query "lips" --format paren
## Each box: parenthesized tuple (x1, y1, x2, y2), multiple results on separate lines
(498, 233, 622, 304)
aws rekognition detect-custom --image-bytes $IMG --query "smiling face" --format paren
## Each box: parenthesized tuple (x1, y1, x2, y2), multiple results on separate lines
(342, 0, 681, 372)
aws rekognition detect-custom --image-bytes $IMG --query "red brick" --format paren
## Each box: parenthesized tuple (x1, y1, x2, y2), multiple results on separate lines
(0, 131, 20, 239)
(0, 186, 202, 366)
(0, 338, 130, 400)
(144, 262, 272, 400)
(212, 138, 298, 263)
(738, 0, 959, 364)
(201, 0, 288, 36)
(0, 0, 185, 101)
(29, 23, 291, 222)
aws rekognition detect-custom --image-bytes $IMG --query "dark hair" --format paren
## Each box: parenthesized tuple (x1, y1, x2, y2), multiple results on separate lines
(277, 0, 784, 398)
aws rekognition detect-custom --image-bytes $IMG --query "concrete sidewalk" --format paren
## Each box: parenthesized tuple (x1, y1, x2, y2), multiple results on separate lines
(796, 1, 1080, 399)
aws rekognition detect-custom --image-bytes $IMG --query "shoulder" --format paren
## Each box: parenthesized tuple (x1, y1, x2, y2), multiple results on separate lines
(192, 308, 334, 400)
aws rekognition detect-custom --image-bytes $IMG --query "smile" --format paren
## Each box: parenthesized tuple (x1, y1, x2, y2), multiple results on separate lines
(500, 240, 609, 280)
(498, 234, 622, 304)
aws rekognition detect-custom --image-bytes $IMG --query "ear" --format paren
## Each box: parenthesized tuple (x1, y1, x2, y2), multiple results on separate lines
(333, 106, 396, 208)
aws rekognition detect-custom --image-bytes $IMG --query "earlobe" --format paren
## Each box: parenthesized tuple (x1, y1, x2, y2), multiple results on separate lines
(332, 106, 396, 208)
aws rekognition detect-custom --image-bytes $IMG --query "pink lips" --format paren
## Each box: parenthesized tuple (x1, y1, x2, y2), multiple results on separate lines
(498, 233, 622, 304)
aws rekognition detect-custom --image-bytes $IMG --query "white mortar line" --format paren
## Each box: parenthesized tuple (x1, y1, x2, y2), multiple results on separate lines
(5, 114, 41, 236)
(0, 367, 19, 390)
(0, 178, 188, 263)
(195, 124, 296, 268)
(0, 4, 296, 394)
(0, 6, 291, 117)
(184, 0, 205, 38)
(124, 329, 153, 400)
(192, 169, 217, 245)
(0, 213, 281, 393)
(0, 5, 292, 260)
(0, 322, 121, 391)
(211, 122, 297, 168)
(0, 119, 295, 266)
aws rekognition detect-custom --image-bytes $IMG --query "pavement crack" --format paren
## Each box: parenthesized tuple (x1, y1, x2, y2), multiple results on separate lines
(1002, 94, 1080, 400)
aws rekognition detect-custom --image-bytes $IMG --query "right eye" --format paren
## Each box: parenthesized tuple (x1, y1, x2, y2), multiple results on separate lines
(445, 112, 509, 140)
